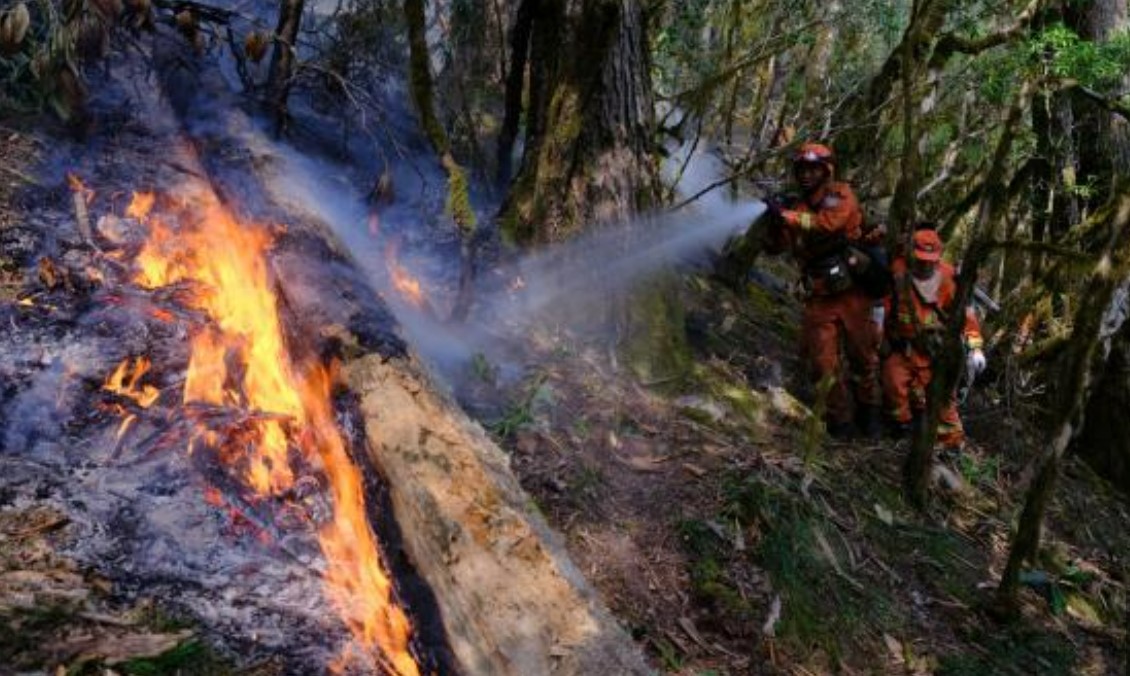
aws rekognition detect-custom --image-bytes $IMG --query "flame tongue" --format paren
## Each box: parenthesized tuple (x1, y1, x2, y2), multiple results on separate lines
(124, 185, 419, 674)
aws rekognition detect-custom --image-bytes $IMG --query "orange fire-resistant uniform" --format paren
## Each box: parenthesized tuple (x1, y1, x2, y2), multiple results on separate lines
(767, 181, 881, 427)
(882, 257, 983, 447)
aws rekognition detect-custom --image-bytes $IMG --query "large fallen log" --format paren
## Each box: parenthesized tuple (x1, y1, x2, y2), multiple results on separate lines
(345, 356, 651, 675)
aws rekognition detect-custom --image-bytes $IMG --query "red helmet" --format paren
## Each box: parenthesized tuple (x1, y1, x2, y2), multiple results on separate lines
(794, 142, 835, 168)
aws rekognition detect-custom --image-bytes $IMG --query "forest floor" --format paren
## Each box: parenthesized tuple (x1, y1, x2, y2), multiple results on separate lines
(467, 269, 1130, 675)
(2, 108, 1128, 675)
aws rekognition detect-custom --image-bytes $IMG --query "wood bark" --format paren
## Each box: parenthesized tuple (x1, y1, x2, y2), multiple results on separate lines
(344, 357, 653, 674)
(266, 0, 305, 135)
(1068, 0, 1130, 493)
(404, 0, 477, 321)
(1076, 313, 1130, 494)
(497, 0, 535, 186)
(406, 0, 450, 156)
(498, 0, 683, 380)
(904, 85, 1031, 507)
(500, 0, 658, 243)
(1067, 0, 1130, 206)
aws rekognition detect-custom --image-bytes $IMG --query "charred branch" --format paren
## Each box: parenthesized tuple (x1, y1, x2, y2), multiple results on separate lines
(265, 0, 304, 136)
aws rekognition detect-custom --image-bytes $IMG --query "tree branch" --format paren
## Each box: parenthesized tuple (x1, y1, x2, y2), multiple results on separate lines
(932, 0, 1044, 61)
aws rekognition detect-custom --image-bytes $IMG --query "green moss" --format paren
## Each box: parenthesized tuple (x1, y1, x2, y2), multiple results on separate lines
(623, 277, 692, 386)
(745, 282, 798, 342)
(677, 519, 754, 618)
(442, 154, 477, 234)
(718, 476, 904, 657)
(406, 0, 449, 156)
(500, 83, 585, 244)
(687, 362, 767, 433)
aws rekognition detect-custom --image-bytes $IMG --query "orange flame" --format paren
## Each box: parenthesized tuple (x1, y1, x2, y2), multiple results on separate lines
(125, 187, 419, 674)
(383, 244, 425, 308)
(103, 357, 161, 409)
(126, 191, 156, 219)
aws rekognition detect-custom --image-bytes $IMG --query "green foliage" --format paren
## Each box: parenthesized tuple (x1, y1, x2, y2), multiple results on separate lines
(722, 477, 897, 656)
(956, 452, 1000, 488)
(677, 518, 753, 618)
(0, 0, 101, 120)
(650, 635, 685, 671)
(651, 0, 717, 96)
(470, 352, 496, 384)
(677, 475, 904, 657)
(486, 399, 534, 439)
(1029, 24, 1130, 89)
(485, 376, 551, 440)
(118, 641, 225, 676)
(938, 626, 1077, 675)
(971, 47, 1026, 105)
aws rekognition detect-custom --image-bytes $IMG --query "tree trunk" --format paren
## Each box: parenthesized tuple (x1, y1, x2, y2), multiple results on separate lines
(497, 0, 535, 187)
(904, 85, 1031, 507)
(406, 0, 449, 155)
(799, 0, 841, 137)
(1076, 311, 1130, 494)
(266, 0, 305, 135)
(501, 0, 658, 242)
(1028, 81, 1079, 281)
(499, 0, 683, 381)
(835, 0, 950, 172)
(1068, 0, 1130, 490)
(1067, 0, 1130, 209)
(405, 0, 477, 322)
(996, 179, 1130, 614)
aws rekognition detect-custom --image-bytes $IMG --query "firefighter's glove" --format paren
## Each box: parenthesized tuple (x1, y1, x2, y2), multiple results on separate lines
(966, 348, 987, 377)
(764, 195, 784, 219)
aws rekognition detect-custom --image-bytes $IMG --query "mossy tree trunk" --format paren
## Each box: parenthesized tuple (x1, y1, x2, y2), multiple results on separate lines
(499, 0, 683, 380)
(499, 0, 658, 243)
(405, 0, 478, 321)
(904, 84, 1031, 508)
(1027, 81, 1078, 281)
(996, 179, 1130, 614)
(1066, 0, 1130, 492)
(496, 0, 535, 187)
(1066, 0, 1130, 210)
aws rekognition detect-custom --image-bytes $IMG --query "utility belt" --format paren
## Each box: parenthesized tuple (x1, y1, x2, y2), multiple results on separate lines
(802, 252, 854, 297)
(888, 330, 946, 358)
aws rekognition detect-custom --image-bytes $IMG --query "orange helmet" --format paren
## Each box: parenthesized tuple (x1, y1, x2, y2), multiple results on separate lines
(793, 142, 835, 170)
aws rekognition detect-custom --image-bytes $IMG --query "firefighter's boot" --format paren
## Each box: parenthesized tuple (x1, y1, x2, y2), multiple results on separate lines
(855, 405, 882, 440)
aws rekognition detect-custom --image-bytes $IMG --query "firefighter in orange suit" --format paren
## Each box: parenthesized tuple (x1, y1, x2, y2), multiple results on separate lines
(765, 142, 882, 438)
(882, 229, 986, 447)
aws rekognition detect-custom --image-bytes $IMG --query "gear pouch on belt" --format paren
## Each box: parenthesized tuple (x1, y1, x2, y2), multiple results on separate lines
(846, 244, 893, 298)
(805, 253, 853, 295)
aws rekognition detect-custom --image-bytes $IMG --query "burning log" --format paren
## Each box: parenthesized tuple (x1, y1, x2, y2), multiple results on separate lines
(18, 45, 653, 671)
